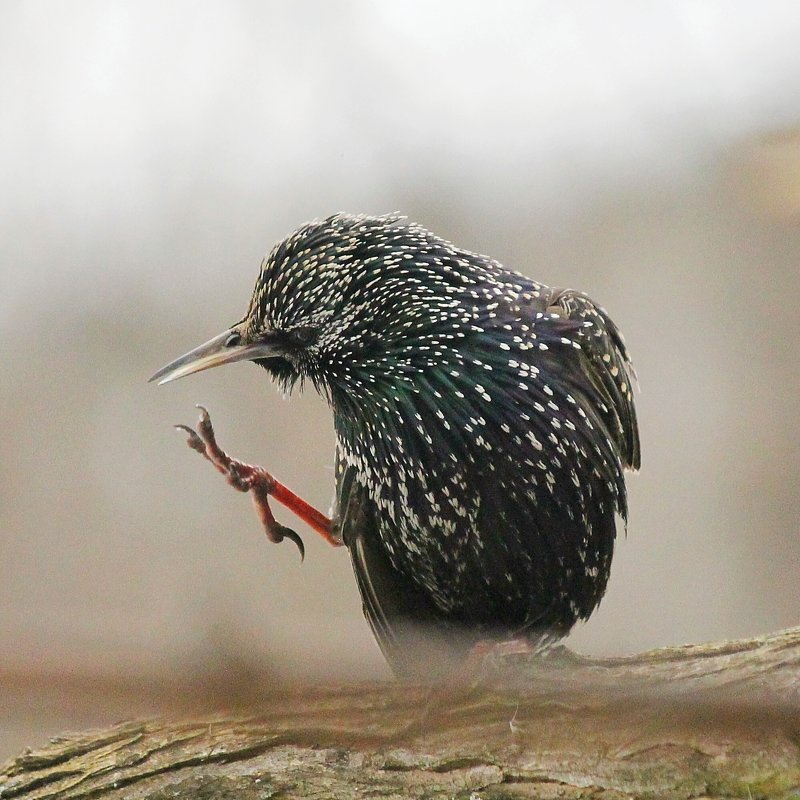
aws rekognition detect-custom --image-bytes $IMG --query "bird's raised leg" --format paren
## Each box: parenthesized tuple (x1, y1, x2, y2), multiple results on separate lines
(175, 406, 343, 561)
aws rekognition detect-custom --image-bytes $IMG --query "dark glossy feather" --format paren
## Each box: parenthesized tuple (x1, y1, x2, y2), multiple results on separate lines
(243, 214, 640, 675)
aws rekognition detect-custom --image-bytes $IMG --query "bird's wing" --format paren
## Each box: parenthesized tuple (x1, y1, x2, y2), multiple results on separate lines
(487, 281, 640, 473)
(335, 459, 465, 677)
(461, 281, 639, 623)
(545, 288, 640, 471)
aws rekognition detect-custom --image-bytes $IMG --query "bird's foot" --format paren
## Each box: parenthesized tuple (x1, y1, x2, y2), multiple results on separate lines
(176, 406, 342, 560)
(450, 637, 539, 684)
(468, 637, 536, 661)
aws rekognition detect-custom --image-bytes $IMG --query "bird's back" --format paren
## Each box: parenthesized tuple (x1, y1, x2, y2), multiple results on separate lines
(334, 272, 639, 676)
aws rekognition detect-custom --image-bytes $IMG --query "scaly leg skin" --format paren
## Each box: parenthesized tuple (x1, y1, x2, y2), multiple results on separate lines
(175, 406, 343, 561)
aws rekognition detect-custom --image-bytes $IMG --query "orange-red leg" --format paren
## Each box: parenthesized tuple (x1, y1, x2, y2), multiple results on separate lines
(175, 406, 342, 561)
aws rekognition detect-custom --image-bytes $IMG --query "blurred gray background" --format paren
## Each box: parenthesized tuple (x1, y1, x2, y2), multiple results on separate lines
(2, 0, 799, 761)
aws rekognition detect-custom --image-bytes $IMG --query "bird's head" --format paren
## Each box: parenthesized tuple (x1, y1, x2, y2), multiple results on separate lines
(150, 213, 483, 405)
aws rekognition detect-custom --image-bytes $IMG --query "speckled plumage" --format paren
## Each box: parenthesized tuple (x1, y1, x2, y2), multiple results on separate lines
(243, 213, 640, 674)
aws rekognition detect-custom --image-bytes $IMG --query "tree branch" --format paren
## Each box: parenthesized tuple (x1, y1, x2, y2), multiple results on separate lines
(2, 626, 799, 799)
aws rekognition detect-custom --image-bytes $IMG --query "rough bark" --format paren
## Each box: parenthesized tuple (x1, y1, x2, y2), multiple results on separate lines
(2, 626, 799, 799)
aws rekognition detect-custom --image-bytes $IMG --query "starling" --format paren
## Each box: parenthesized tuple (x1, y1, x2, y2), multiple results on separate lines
(151, 214, 640, 677)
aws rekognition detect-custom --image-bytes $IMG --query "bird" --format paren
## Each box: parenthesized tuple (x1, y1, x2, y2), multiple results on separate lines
(150, 213, 640, 678)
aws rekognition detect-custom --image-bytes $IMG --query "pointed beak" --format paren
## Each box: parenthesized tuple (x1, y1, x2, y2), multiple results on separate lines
(148, 327, 279, 386)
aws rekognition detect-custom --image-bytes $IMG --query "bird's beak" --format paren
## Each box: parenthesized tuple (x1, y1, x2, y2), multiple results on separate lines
(148, 327, 279, 386)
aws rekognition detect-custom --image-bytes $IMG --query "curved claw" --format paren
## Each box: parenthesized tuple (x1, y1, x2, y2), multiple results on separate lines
(174, 424, 206, 454)
(271, 521, 306, 563)
(194, 404, 216, 443)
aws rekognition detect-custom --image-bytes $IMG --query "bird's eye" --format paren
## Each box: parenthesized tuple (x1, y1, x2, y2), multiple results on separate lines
(289, 326, 317, 345)
(224, 331, 242, 347)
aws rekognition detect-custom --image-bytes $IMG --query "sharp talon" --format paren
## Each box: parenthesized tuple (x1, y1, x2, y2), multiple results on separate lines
(286, 528, 306, 563)
(174, 424, 206, 453)
(272, 522, 305, 562)
(195, 405, 214, 439)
